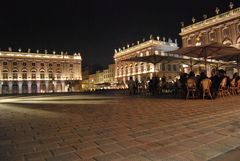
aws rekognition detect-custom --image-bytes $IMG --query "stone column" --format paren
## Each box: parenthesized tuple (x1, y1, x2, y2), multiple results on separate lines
(0, 81, 2, 94)
(61, 80, 65, 92)
(18, 81, 23, 94)
(45, 80, 49, 93)
(8, 81, 13, 94)
(28, 81, 32, 94)
(37, 81, 40, 93)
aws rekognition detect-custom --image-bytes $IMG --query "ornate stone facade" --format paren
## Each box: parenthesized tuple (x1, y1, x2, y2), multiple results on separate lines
(114, 38, 179, 84)
(180, 7, 240, 48)
(0, 50, 82, 94)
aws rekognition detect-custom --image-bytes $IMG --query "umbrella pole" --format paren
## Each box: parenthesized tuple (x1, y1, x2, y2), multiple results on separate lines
(238, 56, 240, 76)
(205, 58, 207, 73)
(190, 58, 193, 71)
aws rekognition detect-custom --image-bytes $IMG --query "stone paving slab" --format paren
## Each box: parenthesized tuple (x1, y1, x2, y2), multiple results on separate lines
(0, 94, 240, 161)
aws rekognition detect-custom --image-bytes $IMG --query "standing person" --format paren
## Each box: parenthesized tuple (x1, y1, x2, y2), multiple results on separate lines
(210, 69, 219, 99)
(134, 79, 139, 95)
(179, 73, 188, 98)
(127, 77, 135, 95)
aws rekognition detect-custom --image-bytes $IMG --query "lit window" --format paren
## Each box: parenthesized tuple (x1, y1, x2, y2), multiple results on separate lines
(125, 67, 128, 75)
(209, 31, 216, 41)
(49, 73, 53, 79)
(162, 64, 166, 71)
(135, 64, 138, 73)
(22, 72, 27, 79)
(168, 64, 172, 71)
(32, 72, 36, 79)
(173, 65, 177, 71)
(3, 73, 8, 79)
(141, 63, 144, 72)
(147, 64, 151, 71)
(40, 72, 45, 79)
(13, 73, 18, 79)
(223, 28, 229, 38)
(57, 73, 61, 79)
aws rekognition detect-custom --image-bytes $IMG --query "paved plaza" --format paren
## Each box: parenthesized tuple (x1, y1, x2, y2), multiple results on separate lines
(0, 94, 240, 161)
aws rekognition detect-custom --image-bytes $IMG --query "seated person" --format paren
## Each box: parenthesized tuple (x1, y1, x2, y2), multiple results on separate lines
(201, 78, 212, 99)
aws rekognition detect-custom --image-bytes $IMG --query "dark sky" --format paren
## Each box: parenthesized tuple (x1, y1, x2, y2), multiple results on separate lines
(0, 0, 239, 66)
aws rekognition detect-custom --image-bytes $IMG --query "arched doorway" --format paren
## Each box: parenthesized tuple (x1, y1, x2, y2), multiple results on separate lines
(40, 81, 46, 93)
(12, 82, 19, 94)
(48, 81, 54, 93)
(22, 82, 28, 94)
(2, 82, 9, 94)
(31, 82, 37, 93)
(56, 81, 62, 92)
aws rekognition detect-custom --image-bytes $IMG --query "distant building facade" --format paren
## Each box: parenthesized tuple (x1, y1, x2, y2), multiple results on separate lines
(82, 64, 115, 91)
(0, 50, 82, 94)
(180, 6, 240, 48)
(114, 38, 179, 84)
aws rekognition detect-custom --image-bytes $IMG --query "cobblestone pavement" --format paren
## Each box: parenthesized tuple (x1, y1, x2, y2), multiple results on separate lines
(0, 94, 240, 161)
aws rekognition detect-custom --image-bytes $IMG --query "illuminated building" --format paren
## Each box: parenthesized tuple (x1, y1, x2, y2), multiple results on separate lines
(179, 5, 240, 74)
(114, 37, 179, 84)
(82, 64, 115, 91)
(180, 6, 240, 48)
(0, 49, 82, 94)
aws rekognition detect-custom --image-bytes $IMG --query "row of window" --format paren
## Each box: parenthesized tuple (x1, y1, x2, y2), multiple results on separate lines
(2, 73, 59, 80)
(103, 74, 114, 79)
(117, 64, 178, 75)
(2, 62, 74, 67)
(187, 24, 240, 46)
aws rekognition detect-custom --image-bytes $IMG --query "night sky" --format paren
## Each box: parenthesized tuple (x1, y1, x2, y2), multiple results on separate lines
(0, 0, 239, 66)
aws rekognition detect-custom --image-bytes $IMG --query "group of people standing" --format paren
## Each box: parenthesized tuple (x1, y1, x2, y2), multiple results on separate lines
(127, 76, 174, 96)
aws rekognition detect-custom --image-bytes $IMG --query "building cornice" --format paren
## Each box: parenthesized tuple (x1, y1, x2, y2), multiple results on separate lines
(0, 51, 82, 60)
(114, 40, 177, 58)
(180, 7, 240, 36)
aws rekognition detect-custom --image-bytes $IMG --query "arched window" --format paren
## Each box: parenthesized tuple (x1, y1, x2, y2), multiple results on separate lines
(125, 66, 128, 75)
(147, 63, 151, 71)
(2, 69, 8, 80)
(120, 66, 123, 75)
(223, 27, 230, 38)
(56, 71, 61, 79)
(130, 65, 133, 75)
(116, 67, 119, 76)
(135, 64, 138, 73)
(31, 69, 36, 79)
(140, 63, 144, 73)
(187, 38, 192, 46)
(40, 71, 45, 79)
(48, 70, 53, 79)
(12, 69, 18, 80)
(22, 69, 27, 80)
(162, 63, 166, 71)
(209, 31, 216, 42)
